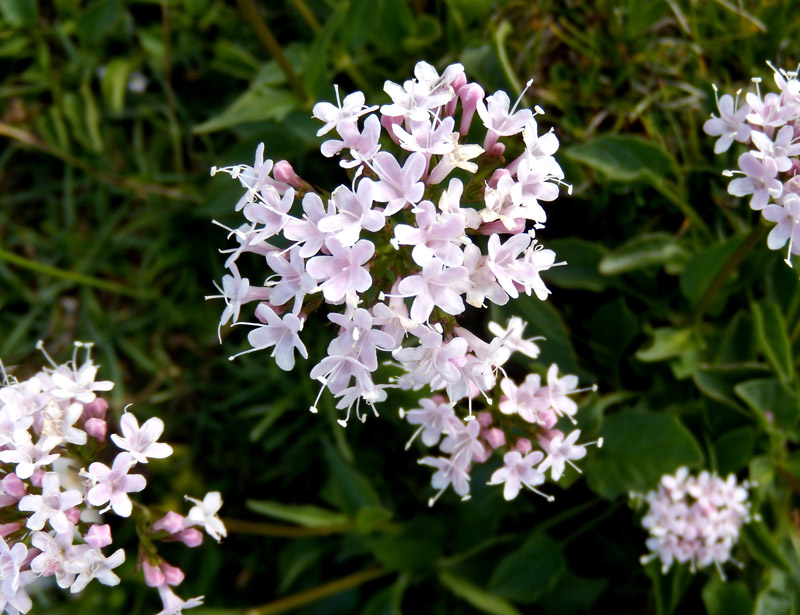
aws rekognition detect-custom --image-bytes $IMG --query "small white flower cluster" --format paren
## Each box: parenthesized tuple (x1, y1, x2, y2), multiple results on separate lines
(0, 342, 224, 615)
(637, 467, 753, 579)
(211, 60, 597, 505)
(704, 62, 800, 264)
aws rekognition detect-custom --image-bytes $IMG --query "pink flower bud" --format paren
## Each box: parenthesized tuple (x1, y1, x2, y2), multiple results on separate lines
(273, 160, 302, 189)
(458, 83, 485, 135)
(515, 438, 533, 455)
(30, 470, 44, 488)
(85, 417, 107, 441)
(0, 522, 21, 538)
(85, 524, 113, 549)
(85, 397, 109, 419)
(161, 562, 185, 586)
(487, 168, 511, 189)
(476, 411, 493, 427)
(2, 474, 26, 500)
(479, 219, 526, 236)
(143, 560, 166, 587)
(538, 410, 558, 430)
(445, 72, 468, 117)
(488, 142, 505, 158)
(482, 427, 506, 449)
(152, 511, 185, 535)
(65, 507, 81, 524)
(175, 528, 203, 548)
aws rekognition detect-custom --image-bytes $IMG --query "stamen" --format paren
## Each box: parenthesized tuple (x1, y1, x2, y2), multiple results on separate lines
(36, 341, 58, 368)
(510, 79, 534, 115)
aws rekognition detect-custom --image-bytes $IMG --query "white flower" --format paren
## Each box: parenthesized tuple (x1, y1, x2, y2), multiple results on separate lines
(185, 492, 227, 542)
(488, 451, 548, 501)
(18, 472, 83, 534)
(155, 584, 204, 615)
(110, 412, 173, 464)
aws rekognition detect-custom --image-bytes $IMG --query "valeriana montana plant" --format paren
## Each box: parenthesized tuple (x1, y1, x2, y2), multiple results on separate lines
(633, 467, 754, 580)
(210, 60, 600, 507)
(0, 342, 225, 615)
(705, 62, 800, 264)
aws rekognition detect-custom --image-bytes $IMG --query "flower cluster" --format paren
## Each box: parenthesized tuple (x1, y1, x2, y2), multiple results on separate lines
(211, 60, 597, 505)
(0, 342, 224, 615)
(636, 467, 753, 578)
(704, 62, 800, 264)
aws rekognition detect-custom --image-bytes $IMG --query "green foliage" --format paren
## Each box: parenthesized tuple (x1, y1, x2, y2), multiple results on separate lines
(4, 0, 800, 613)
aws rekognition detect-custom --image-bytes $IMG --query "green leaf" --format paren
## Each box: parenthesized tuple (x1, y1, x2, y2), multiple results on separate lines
(101, 57, 133, 113)
(369, 516, 444, 571)
(193, 86, 299, 134)
(734, 378, 800, 429)
(714, 427, 756, 475)
(599, 233, 687, 276)
(355, 506, 393, 533)
(702, 578, 753, 615)
(322, 440, 381, 516)
(752, 302, 794, 383)
(716, 311, 757, 363)
(636, 327, 696, 363)
(545, 238, 608, 291)
(245, 500, 348, 527)
(680, 234, 746, 307)
(0, 0, 37, 27)
(754, 588, 794, 615)
(75, 0, 122, 46)
(303, 3, 347, 101)
(693, 363, 770, 408)
(588, 297, 638, 367)
(565, 134, 676, 183)
(741, 523, 792, 573)
(488, 534, 566, 603)
(538, 569, 607, 615)
(585, 410, 704, 499)
(503, 295, 579, 374)
(438, 570, 521, 615)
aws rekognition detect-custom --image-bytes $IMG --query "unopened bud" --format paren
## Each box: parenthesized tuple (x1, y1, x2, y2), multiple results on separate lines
(85, 523, 113, 549)
(175, 528, 203, 548)
(85, 418, 107, 441)
(152, 511, 185, 535)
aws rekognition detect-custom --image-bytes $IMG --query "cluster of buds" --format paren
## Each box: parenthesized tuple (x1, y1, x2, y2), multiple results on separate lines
(636, 467, 753, 579)
(211, 60, 597, 505)
(0, 342, 224, 615)
(704, 62, 800, 264)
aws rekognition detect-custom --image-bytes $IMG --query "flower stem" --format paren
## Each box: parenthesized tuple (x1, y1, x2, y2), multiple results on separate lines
(241, 567, 389, 615)
(286, 0, 322, 34)
(0, 248, 155, 299)
(222, 517, 351, 537)
(236, 0, 307, 105)
(0, 122, 197, 201)
(691, 222, 766, 323)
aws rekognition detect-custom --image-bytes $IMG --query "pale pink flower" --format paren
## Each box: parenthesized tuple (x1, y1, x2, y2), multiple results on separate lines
(110, 412, 174, 464)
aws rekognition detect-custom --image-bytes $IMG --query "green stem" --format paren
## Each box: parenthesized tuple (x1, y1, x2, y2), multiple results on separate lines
(0, 248, 154, 300)
(236, 0, 307, 104)
(223, 517, 351, 537)
(492, 20, 522, 97)
(287, 0, 322, 33)
(691, 223, 766, 323)
(0, 122, 196, 202)
(241, 567, 389, 615)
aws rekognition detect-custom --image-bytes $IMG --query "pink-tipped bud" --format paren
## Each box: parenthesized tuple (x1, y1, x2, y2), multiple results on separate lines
(539, 410, 558, 430)
(487, 168, 511, 189)
(445, 72, 468, 117)
(515, 438, 533, 455)
(65, 507, 81, 525)
(2, 474, 26, 500)
(458, 83, 485, 135)
(381, 115, 403, 145)
(489, 142, 505, 158)
(273, 160, 303, 189)
(143, 560, 166, 587)
(85, 417, 107, 441)
(476, 411, 493, 428)
(152, 511, 185, 535)
(483, 427, 506, 449)
(479, 218, 526, 236)
(161, 562, 185, 586)
(30, 469, 44, 488)
(0, 522, 21, 538)
(175, 528, 203, 548)
(86, 397, 109, 419)
(85, 524, 113, 549)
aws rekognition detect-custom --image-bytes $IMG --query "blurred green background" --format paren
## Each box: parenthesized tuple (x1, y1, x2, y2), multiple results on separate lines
(3, 0, 800, 613)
